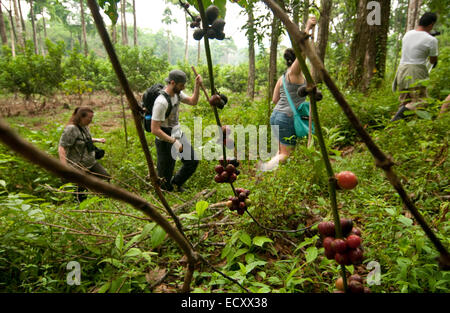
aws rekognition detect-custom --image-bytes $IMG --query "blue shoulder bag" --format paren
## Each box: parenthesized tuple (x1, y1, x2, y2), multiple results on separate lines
(282, 74, 314, 138)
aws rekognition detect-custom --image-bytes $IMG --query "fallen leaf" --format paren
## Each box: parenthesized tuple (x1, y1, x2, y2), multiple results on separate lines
(145, 267, 166, 285)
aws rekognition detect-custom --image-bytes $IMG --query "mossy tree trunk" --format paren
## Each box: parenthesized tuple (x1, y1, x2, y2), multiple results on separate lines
(80, 0, 88, 56)
(313, 0, 332, 83)
(0, 3, 8, 45)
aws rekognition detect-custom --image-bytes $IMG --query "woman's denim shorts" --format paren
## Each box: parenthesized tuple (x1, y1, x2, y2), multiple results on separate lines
(270, 110, 297, 146)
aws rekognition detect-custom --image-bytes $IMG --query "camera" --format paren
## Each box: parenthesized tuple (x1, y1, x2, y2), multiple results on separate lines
(85, 140, 96, 153)
(430, 30, 441, 37)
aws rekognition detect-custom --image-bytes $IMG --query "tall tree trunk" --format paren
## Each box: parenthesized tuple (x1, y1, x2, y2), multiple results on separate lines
(7, 0, 17, 55)
(121, 0, 128, 45)
(313, 0, 332, 83)
(80, 0, 88, 56)
(406, 0, 422, 31)
(37, 21, 44, 55)
(41, 14, 47, 54)
(132, 0, 137, 46)
(347, 0, 370, 90)
(362, 0, 391, 91)
(12, 0, 23, 47)
(17, 0, 26, 35)
(120, 92, 129, 147)
(120, 0, 124, 44)
(268, 11, 280, 124)
(246, 5, 255, 100)
(8, 1, 15, 57)
(197, 40, 200, 65)
(268, 13, 279, 100)
(42, 13, 47, 39)
(184, 11, 188, 62)
(29, 0, 38, 54)
(0, 3, 8, 45)
(349, 0, 391, 92)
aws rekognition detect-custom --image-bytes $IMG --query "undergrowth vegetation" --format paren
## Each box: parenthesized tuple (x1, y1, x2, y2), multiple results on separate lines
(1, 81, 449, 293)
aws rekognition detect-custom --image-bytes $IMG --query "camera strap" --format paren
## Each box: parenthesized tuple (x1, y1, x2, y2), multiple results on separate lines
(76, 125, 94, 163)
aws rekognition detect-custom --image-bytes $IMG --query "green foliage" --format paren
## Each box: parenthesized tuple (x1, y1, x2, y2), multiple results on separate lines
(0, 40, 65, 99)
(115, 45, 169, 93)
(0, 41, 169, 99)
(428, 47, 450, 100)
(62, 45, 107, 92)
(98, 0, 121, 24)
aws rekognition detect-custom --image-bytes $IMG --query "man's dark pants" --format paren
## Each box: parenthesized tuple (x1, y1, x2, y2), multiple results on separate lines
(155, 127, 199, 190)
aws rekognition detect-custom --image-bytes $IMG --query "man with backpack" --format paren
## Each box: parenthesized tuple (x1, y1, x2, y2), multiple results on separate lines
(148, 69, 202, 192)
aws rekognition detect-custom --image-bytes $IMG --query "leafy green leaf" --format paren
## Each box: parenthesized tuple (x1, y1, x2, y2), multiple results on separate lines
(257, 271, 266, 280)
(233, 248, 249, 259)
(397, 215, 413, 227)
(151, 226, 166, 248)
(123, 248, 142, 258)
(98, 258, 125, 268)
(239, 232, 252, 247)
(415, 110, 432, 120)
(221, 243, 232, 259)
(124, 234, 141, 251)
(238, 262, 246, 274)
(115, 232, 124, 252)
(385, 208, 396, 216)
(196, 200, 209, 218)
(97, 282, 111, 293)
(245, 253, 254, 264)
(98, 0, 120, 24)
(140, 223, 156, 238)
(245, 260, 267, 274)
(253, 236, 273, 247)
(305, 246, 318, 263)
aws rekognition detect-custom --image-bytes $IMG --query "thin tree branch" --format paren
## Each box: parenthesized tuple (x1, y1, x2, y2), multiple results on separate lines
(262, 0, 450, 270)
(86, 0, 189, 246)
(0, 119, 198, 292)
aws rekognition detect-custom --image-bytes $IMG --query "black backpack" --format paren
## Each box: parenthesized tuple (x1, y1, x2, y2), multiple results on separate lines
(142, 83, 173, 132)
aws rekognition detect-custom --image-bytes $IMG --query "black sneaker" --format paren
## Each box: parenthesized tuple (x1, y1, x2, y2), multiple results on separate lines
(391, 105, 410, 122)
(160, 183, 174, 192)
(75, 186, 88, 203)
(174, 184, 186, 193)
(170, 178, 185, 193)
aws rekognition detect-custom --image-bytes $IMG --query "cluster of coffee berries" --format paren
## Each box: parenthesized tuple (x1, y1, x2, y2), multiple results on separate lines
(209, 92, 228, 109)
(335, 171, 358, 190)
(192, 5, 226, 41)
(190, 16, 202, 29)
(318, 218, 364, 266)
(214, 159, 240, 184)
(216, 125, 235, 149)
(334, 274, 371, 293)
(297, 85, 323, 101)
(226, 188, 251, 215)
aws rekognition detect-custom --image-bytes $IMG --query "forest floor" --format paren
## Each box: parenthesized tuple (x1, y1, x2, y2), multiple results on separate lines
(1, 89, 449, 293)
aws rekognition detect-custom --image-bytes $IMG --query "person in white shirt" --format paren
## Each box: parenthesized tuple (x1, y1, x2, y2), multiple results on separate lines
(151, 69, 202, 192)
(391, 12, 438, 121)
